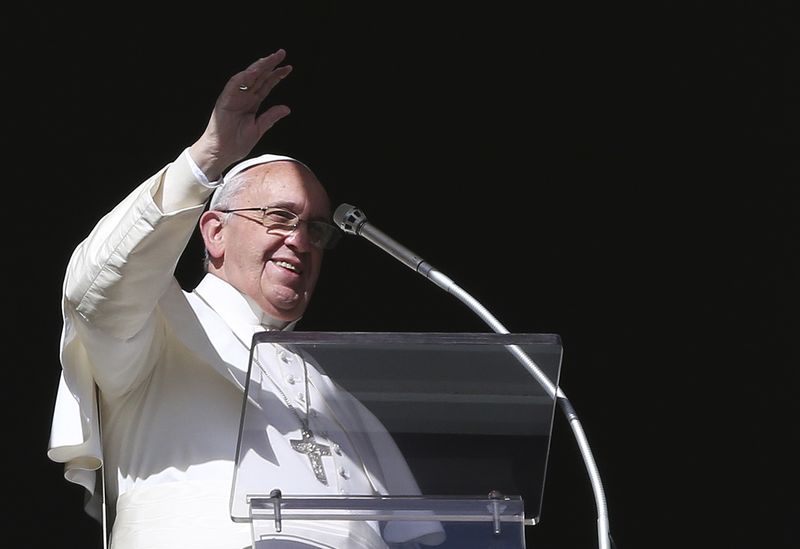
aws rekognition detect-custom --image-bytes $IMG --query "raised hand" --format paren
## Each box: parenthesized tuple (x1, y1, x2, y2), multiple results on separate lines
(190, 49, 293, 180)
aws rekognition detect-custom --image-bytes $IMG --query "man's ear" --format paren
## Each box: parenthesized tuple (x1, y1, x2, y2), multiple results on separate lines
(199, 211, 226, 261)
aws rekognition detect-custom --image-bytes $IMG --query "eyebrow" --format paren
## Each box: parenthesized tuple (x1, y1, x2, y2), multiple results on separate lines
(265, 202, 332, 222)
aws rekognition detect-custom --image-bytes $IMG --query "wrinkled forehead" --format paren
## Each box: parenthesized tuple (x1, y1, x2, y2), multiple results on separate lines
(246, 163, 327, 201)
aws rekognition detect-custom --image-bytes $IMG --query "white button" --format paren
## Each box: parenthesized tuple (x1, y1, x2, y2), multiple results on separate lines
(296, 393, 305, 403)
(338, 467, 350, 479)
(278, 350, 289, 363)
(338, 488, 346, 494)
(286, 375, 297, 385)
(332, 443, 342, 455)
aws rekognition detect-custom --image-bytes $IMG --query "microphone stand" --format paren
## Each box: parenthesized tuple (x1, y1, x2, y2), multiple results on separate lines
(334, 204, 612, 549)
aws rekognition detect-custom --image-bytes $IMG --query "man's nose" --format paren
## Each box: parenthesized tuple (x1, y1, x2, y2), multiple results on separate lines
(283, 222, 313, 251)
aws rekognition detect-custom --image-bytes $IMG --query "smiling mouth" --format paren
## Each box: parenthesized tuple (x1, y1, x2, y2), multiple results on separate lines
(273, 260, 300, 273)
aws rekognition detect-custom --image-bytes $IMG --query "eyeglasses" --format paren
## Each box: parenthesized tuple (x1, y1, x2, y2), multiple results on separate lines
(218, 206, 342, 250)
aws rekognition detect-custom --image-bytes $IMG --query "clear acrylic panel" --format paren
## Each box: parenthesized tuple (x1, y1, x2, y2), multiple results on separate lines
(230, 332, 562, 548)
(248, 493, 526, 548)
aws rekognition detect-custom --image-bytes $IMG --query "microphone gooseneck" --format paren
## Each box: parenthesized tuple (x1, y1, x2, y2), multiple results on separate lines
(334, 202, 613, 549)
(333, 203, 431, 276)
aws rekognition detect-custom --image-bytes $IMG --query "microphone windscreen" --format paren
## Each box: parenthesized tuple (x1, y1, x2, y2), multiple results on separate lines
(333, 203, 366, 235)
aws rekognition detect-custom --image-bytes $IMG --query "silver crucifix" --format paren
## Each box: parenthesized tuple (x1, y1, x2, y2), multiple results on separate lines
(290, 428, 331, 485)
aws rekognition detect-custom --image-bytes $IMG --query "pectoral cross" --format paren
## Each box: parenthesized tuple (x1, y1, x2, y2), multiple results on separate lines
(290, 427, 331, 485)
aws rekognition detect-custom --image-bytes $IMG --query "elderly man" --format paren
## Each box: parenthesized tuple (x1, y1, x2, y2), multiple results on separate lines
(48, 49, 444, 549)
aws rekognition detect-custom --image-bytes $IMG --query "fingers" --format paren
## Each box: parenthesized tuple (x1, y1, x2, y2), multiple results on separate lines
(251, 64, 292, 97)
(255, 104, 292, 135)
(237, 49, 292, 92)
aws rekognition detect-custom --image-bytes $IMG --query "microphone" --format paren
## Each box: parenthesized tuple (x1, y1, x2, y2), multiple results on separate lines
(333, 203, 434, 278)
(333, 203, 520, 330)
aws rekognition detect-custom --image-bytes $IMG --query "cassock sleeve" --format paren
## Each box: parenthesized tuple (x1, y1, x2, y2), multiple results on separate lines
(47, 151, 215, 520)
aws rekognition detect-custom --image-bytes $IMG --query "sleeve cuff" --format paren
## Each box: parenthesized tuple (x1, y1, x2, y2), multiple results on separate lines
(183, 148, 223, 189)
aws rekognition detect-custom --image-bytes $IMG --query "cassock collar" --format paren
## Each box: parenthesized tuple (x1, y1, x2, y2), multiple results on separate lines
(193, 274, 299, 343)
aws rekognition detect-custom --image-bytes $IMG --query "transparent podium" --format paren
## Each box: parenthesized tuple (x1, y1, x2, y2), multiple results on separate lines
(230, 331, 562, 549)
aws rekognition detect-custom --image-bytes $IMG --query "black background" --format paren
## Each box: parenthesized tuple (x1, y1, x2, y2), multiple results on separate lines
(5, 2, 797, 548)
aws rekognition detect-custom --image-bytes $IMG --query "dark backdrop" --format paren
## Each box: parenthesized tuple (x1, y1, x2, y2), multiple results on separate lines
(5, 2, 796, 548)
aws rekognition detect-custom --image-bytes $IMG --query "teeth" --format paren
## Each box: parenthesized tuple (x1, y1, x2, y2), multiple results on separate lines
(274, 260, 297, 272)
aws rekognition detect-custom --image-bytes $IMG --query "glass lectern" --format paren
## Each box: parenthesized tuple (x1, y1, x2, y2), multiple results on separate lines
(231, 331, 562, 549)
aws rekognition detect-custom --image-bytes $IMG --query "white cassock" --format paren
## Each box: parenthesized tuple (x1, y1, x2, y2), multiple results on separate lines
(47, 150, 445, 549)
